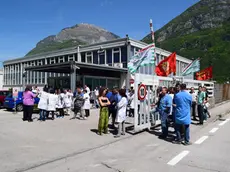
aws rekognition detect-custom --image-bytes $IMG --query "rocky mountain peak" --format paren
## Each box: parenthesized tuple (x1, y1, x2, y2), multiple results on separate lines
(143, 0, 230, 43)
(27, 23, 119, 56)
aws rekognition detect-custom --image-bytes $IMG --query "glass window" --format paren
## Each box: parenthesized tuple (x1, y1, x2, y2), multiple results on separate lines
(86, 52, 92, 63)
(99, 54, 105, 64)
(121, 47, 127, 62)
(81, 52, 86, 62)
(93, 51, 98, 64)
(114, 52, 120, 63)
(131, 46, 135, 56)
(113, 48, 120, 63)
(106, 49, 112, 65)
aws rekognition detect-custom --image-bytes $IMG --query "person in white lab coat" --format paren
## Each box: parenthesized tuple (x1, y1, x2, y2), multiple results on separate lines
(64, 89, 73, 116)
(56, 89, 65, 118)
(115, 89, 128, 138)
(47, 90, 58, 120)
(82, 89, 91, 118)
(128, 90, 135, 117)
(38, 89, 49, 121)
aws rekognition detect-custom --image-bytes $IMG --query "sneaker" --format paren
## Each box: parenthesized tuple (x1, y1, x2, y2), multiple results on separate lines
(83, 117, 87, 120)
(158, 135, 167, 140)
(203, 120, 207, 123)
(183, 141, 192, 146)
(172, 140, 182, 144)
(114, 135, 120, 138)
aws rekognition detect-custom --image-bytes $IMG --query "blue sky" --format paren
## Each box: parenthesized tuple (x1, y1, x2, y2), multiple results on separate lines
(0, 0, 199, 62)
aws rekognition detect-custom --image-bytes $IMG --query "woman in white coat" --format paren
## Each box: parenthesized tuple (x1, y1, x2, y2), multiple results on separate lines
(47, 90, 58, 120)
(56, 89, 65, 118)
(38, 89, 49, 121)
(64, 90, 73, 116)
(115, 89, 128, 138)
(82, 89, 91, 118)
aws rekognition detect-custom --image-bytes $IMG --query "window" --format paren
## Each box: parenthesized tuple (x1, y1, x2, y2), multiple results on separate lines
(93, 51, 98, 64)
(176, 60, 180, 76)
(81, 52, 86, 62)
(121, 47, 127, 62)
(106, 49, 112, 65)
(68, 54, 75, 61)
(99, 53, 105, 64)
(156, 53, 160, 65)
(59, 56, 65, 63)
(113, 48, 120, 63)
(86, 52, 92, 63)
(49, 57, 56, 64)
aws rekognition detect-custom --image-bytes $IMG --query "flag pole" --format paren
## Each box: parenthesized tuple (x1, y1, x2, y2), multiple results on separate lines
(150, 19, 156, 75)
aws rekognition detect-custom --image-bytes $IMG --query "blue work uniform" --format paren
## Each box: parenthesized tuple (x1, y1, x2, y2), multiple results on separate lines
(106, 91, 112, 99)
(158, 94, 172, 137)
(174, 90, 192, 143)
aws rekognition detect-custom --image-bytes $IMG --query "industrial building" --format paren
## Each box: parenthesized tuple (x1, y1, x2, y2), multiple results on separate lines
(3, 37, 193, 91)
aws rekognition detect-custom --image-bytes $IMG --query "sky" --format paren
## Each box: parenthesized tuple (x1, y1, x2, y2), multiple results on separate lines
(0, 0, 200, 63)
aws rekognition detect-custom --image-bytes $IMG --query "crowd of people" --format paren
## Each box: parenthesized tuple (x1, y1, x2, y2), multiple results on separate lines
(21, 85, 129, 138)
(21, 83, 210, 140)
(155, 83, 210, 145)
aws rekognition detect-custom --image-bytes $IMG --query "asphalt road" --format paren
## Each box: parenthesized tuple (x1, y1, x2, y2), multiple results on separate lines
(0, 107, 230, 172)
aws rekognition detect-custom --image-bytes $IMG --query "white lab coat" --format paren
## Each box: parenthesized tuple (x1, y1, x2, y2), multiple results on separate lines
(56, 93, 65, 109)
(64, 92, 73, 108)
(82, 93, 91, 110)
(38, 91, 49, 110)
(86, 87, 90, 94)
(47, 94, 58, 111)
(129, 94, 135, 109)
(116, 97, 128, 123)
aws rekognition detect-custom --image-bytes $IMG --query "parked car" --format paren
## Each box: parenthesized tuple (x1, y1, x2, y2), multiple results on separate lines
(4, 91, 40, 112)
(0, 90, 11, 108)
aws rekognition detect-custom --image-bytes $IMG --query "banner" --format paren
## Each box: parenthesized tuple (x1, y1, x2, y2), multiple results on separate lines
(196, 66, 213, 80)
(182, 58, 200, 76)
(128, 44, 155, 74)
(155, 52, 176, 76)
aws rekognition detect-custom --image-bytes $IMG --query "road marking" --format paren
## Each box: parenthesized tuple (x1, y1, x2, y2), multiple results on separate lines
(195, 136, 209, 144)
(167, 150, 190, 166)
(209, 127, 219, 133)
(219, 119, 230, 126)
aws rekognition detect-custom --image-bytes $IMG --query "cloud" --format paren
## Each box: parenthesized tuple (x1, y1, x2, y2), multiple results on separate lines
(100, 0, 113, 7)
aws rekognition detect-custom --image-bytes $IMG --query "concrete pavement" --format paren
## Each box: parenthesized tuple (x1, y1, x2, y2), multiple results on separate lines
(0, 101, 230, 172)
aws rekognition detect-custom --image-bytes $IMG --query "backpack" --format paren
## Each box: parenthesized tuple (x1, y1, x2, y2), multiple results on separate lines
(74, 94, 84, 110)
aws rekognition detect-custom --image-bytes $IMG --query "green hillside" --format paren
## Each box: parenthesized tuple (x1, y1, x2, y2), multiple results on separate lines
(151, 21, 230, 83)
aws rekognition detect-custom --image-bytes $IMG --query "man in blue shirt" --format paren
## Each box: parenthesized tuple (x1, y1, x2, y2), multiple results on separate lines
(109, 86, 120, 128)
(158, 87, 172, 139)
(173, 84, 192, 145)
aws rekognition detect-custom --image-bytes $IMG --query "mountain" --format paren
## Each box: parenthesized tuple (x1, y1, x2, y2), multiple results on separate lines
(142, 0, 230, 83)
(27, 23, 120, 56)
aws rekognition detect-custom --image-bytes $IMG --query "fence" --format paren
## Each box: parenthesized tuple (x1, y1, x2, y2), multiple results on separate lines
(214, 84, 230, 104)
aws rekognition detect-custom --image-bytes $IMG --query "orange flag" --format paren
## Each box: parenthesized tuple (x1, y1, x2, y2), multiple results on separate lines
(196, 66, 213, 80)
(155, 52, 176, 76)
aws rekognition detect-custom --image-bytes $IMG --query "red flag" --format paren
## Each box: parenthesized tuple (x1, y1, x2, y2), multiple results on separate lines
(196, 66, 213, 80)
(155, 52, 176, 76)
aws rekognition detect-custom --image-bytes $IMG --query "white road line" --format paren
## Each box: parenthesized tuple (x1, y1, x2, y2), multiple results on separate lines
(167, 151, 190, 166)
(209, 127, 219, 133)
(195, 136, 209, 144)
(219, 119, 230, 126)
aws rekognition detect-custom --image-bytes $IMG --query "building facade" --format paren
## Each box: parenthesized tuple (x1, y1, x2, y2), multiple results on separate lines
(3, 37, 193, 91)
(0, 69, 3, 89)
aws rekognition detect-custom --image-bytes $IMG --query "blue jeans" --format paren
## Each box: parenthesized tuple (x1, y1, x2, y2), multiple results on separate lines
(160, 110, 168, 137)
(39, 109, 46, 121)
(161, 118, 168, 137)
(175, 123, 190, 143)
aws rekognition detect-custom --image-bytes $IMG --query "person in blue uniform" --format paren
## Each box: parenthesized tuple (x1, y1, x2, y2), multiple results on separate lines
(173, 84, 192, 145)
(109, 86, 121, 129)
(158, 87, 172, 139)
